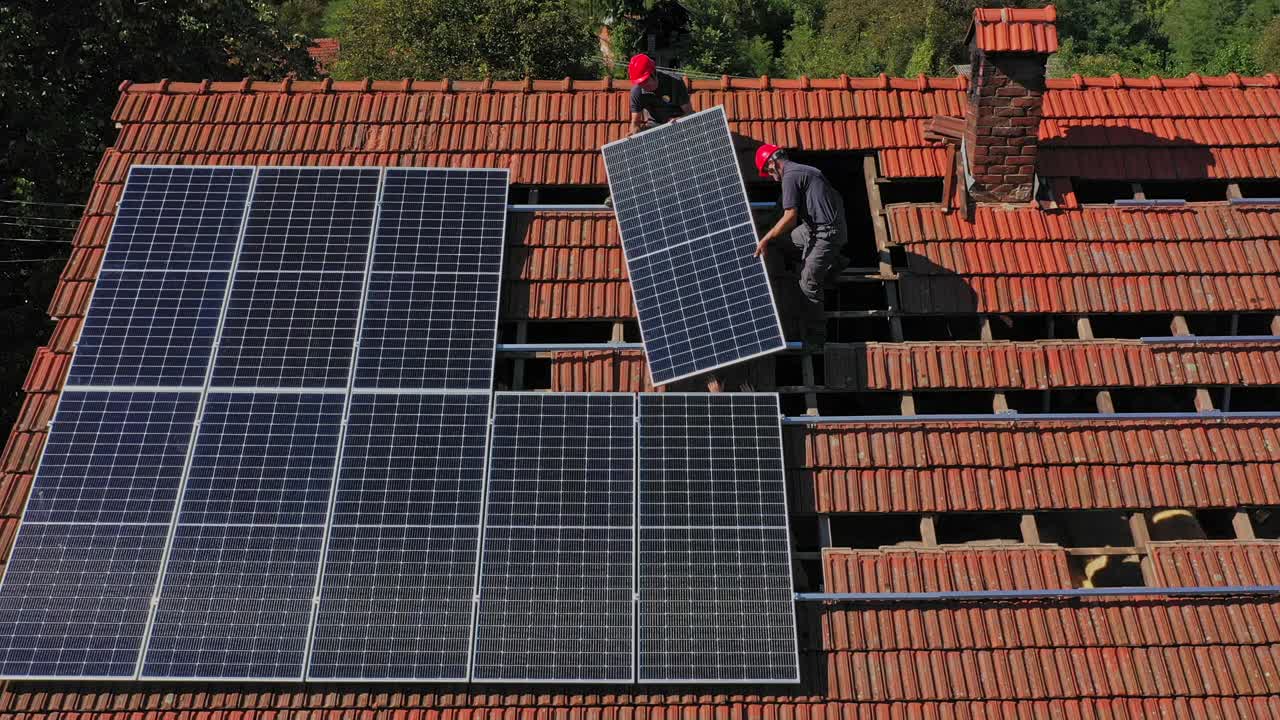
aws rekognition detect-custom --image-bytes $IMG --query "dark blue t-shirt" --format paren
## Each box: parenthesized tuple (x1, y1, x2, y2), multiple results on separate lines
(781, 162, 844, 228)
(629, 71, 690, 124)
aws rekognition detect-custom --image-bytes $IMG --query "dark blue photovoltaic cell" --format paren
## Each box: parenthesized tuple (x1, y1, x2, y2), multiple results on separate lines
(141, 524, 324, 680)
(0, 523, 169, 679)
(0, 390, 198, 679)
(600, 107, 785, 385)
(602, 111, 749, 259)
(635, 393, 797, 683)
(472, 393, 635, 682)
(308, 392, 488, 680)
(142, 392, 344, 680)
(212, 271, 363, 389)
(354, 272, 501, 390)
(68, 270, 228, 387)
(101, 166, 252, 272)
(373, 168, 508, 274)
(329, 393, 489, 527)
(177, 393, 344, 526)
(483, 394, 634, 528)
(234, 168, 379, 274)
(628, 224, 784, 384)
(18, 391, 201, 525)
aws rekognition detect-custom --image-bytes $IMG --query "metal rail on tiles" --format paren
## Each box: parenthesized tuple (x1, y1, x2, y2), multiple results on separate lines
(496, 342, 805, 353)
(796, 585, 1280, 603)
(1140, 335, 1280, 344)
(507, 202, 780, 212)
(780, 410, 1280, 424)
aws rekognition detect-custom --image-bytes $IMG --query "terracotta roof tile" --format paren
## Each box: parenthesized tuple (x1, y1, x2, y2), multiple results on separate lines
(792, 419, 1280, 513)
(824, 340, 1280, 390)
(970, 5, 1060, 54)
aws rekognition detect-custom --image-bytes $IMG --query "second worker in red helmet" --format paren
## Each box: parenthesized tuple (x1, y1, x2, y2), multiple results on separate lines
(752, 144, 851, 347)
(627, 54, 694, 134)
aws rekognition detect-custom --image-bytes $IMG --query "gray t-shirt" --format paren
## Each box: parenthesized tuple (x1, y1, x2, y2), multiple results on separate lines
(781, 162, 844, 228)
(629, 71, 690, 124)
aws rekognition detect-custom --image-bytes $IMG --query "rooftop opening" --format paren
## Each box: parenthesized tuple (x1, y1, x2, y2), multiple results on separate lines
(829, 317, 894, 343)
(912, 390, 994, 415)
(1108, 387, 1198, 413)
(828, 513, 921, 548)
(935, 512, 1021, 544)
(493, 357, 515, 390)
(786, 151, 879, 267)
(1252, 507, 1280, 539)
(1225, 386, 1280, 411)
(524, 320, 618, 343)
(1087, 313, 1175, 339)
(1236, 313, 1278, 335)
(1073, 179, 1134, 204)
(899, 315, 983, 341)
(1003, 390, 1049, 413)
(986, 314, 1053, 341)
(1194, 509, 1240, 540)
(1141, 180, 1228, 202)
(521, 357, 552, 389)
(530, 185, 610, 204)
(827, 282, 889, 312)
(817, 391, 900, 416)
(774, 353, 806, 387)
(1184, 313, 1237, 336)
(878, 178, 944, 206)
(1047, 389, 1104, 413)
(1237, 180, 1280, 198)
(790, 516, 822, 550)
(795, 558, 823, 592)
(1037, 510, 1133, 547)
(1070, 554, 1144, 588)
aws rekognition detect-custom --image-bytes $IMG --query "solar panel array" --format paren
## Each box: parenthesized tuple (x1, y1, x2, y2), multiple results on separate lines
(0, 164, 798, 685)
(601, 106, 787, 386)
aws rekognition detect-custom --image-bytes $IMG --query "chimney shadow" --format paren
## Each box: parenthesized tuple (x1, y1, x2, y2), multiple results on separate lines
(1044, 125, 1218, 184)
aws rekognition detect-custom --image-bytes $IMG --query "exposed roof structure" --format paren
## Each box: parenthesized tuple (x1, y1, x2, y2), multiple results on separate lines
(3, 5, 1280, 716)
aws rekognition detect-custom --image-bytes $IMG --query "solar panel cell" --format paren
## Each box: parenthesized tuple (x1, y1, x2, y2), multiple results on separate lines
(472, 393, 636, 682)
(601, 107, 785, 384)
(101, 166, 253, 273)
(142, 524, 324, 680)
(308, 524, 479, 680)
(234, 168, 379, 274)
(308, 392, 488, 681)
(212, 271, 364, 389)
(143, 392, 344, 680)
(373, 168, 508, 274)
(69, 271, 228, 387)
(628, 223, 784, 384)
(0, 390, 198, 679)
(635, 393, 798, 683)
(0, 522, 170, 679)
(355, 272, 501, 390)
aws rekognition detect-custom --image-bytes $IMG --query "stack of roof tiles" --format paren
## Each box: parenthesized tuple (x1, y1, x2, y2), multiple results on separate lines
(3, 6, 1280, 716)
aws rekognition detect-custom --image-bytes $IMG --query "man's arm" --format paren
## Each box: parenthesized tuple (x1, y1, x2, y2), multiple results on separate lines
(630, 111, 649, 134)
(754, 208, 799, 256)
(679, 102, 694, 116)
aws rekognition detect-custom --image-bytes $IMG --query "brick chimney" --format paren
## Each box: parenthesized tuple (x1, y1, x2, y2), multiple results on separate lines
(963, 5, 1059, 203)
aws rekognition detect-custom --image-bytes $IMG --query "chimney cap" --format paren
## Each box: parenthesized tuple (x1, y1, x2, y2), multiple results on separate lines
(967, 4, 1059, 54)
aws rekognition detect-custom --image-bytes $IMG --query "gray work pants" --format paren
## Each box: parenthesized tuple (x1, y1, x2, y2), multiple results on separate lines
(787, 221, 847, 342)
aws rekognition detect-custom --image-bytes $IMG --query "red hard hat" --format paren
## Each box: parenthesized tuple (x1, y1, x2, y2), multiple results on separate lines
(755, 143, 782, 177)
(628, 54, 656, 85)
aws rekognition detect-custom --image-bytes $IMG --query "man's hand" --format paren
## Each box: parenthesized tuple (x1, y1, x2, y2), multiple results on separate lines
(753, 235, 771, 257)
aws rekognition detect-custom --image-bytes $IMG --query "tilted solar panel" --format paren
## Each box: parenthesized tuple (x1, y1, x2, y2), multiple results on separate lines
(636, 393, 798, 683)
(472, 393, 636, 682)
(601, 107, 786, 385)
(0, 391, 199, 679)
(308, 392, 489, 681)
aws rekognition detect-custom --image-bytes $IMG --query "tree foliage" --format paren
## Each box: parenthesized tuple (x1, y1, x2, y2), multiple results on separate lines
(330, 0, 599, 80)
(0, 0, 313, 436)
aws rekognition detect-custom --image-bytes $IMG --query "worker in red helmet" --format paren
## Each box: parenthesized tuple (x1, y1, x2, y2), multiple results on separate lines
(627, 53, 693, 134)
(752, 143, 850, 346)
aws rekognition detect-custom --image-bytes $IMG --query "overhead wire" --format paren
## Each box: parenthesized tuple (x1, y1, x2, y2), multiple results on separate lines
(0, 198, 86, 209)
(0, 214, 80, 226)
(0, 221, 78, 232)
(0, 236, 74, 245)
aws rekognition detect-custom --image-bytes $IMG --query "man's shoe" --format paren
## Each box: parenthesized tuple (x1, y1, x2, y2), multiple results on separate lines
(603, 195, 614, 209)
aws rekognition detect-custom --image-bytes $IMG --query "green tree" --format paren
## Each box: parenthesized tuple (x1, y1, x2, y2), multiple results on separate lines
(0, 0, 313, 436)
(1163, 0, 1280, 73)
(331, 0, 599, 80)
(1256, 16, 1280, 71)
